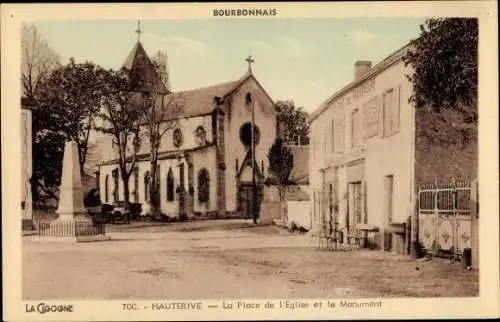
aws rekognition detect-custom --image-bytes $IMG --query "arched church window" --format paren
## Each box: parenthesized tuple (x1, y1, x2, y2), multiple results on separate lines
(144, 171, 150, 203)
(173, 128, 183, 148)
(195, 126, 207, 145)
(198, 169, 210, 203)
(133, 167, 139, 202)
(112, 169, 119, 203)
(105, 175, 109, 202)
(245, 92, 253, 106)
(166, 167, 174, 201)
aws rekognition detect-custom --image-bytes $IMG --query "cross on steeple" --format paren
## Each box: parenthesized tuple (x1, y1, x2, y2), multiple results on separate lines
(245, 55, 255, 74)
(135, 20, 142, 42)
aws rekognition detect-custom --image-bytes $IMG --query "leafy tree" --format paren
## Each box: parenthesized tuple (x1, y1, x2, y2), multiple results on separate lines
(403, 18, 478, 258)
(96, 68, 144, 208)
(35, 58, 107, 175)
(21, 23, 60, 103)
(267, 137, 294, 222)
(275, 100, 310, 145)
(403, 18, 478, 143)
(29, 111, 66, 208)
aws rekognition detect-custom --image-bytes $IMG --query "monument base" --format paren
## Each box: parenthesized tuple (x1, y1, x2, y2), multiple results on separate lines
(35, 216, 109, 242)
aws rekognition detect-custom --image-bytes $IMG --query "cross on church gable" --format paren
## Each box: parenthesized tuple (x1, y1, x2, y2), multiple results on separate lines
(245, 55, 255, 73)
(135, 21, 142, 42)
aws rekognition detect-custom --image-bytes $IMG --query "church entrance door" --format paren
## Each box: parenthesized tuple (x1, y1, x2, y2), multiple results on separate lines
(239, 184, 261, 220)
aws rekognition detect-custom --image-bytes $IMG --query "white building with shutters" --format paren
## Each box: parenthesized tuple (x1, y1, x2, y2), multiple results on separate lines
(309, 45, 415, 253)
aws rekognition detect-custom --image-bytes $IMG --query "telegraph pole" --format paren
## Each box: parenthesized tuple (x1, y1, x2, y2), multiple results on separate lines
(245, 54, 258, 224)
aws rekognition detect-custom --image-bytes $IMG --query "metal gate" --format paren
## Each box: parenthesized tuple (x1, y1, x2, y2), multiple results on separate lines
(418, 180, 472, 258)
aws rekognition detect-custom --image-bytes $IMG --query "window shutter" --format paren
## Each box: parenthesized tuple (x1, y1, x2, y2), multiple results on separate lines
(383, 89, 395, 136)
(331, 118, 335, 153)
(324, 128, 328, 161)
(338, 117, 345, 152)
(362, 181, 368, 224)
(392, 85, 401, 133)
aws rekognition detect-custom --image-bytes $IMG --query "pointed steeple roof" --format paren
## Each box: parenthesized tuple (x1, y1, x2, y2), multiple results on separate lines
(122, 41, 169, 94)
(122, 41, 149, 70)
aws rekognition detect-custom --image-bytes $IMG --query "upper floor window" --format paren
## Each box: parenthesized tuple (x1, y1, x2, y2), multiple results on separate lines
(323, 127, 328, 156)
(245, 92, 252, 106)
(383, 87, 400, 137)
(350, 108, 362, 148)
(333, 117, 345, 153)
(173, 128, 183, 148)
(330, 119, 335, 153)
(363, 96, 381, 139)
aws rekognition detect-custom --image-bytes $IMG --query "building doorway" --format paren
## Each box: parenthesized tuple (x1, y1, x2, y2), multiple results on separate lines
(238, 184, 262, 220)
(347, 181, 363, 242)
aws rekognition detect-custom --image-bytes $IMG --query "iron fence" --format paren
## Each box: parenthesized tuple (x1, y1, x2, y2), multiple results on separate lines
(36, 220, 106, 237)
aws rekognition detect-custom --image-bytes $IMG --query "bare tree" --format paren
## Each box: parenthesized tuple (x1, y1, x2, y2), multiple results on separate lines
(142, 88, 179, 216)
(151, 50, 171, 92)
(96, 68, 143, 208)
(21, 23, 60, 102)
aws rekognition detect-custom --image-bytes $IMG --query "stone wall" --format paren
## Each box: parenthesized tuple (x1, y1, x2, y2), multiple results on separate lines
(414, 108, 477, 184)
(259, 201, 281, 224)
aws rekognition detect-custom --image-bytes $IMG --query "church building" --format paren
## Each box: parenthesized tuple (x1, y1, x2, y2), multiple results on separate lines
(96, 35, 278, 220)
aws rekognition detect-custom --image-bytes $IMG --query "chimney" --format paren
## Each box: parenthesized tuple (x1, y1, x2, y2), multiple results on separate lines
(355, 61, 372, 80)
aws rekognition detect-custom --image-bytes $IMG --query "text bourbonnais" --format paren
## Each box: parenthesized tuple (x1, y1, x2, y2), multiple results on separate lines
(213, 8, 278, 17)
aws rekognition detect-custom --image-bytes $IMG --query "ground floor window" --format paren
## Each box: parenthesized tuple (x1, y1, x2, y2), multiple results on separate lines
(167, 167, 174, 201)
(112, 169, 119, 203)
(198, 168, 210, 203)
(144, 171, 150, 203)
(133, 167, 139, 202)
(105, 175, 109, 202)
(385, 175, 394, 222)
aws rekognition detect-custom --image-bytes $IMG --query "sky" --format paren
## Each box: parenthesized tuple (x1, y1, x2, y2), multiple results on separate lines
(31, 18, 427, 113)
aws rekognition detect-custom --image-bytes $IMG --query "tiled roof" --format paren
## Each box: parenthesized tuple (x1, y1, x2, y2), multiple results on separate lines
(158, 72, 252, 120)
(309, 43, 410, 122)
(287, 145, 309, 184)
(123, 42, 147, 70)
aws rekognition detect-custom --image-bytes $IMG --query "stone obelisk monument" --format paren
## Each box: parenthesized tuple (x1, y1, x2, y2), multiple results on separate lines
(41, 141, 108, 241)
(55, 141, 91, 222)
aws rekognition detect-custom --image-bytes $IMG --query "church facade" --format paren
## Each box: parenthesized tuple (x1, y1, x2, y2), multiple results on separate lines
(96, 41, 278, 219)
